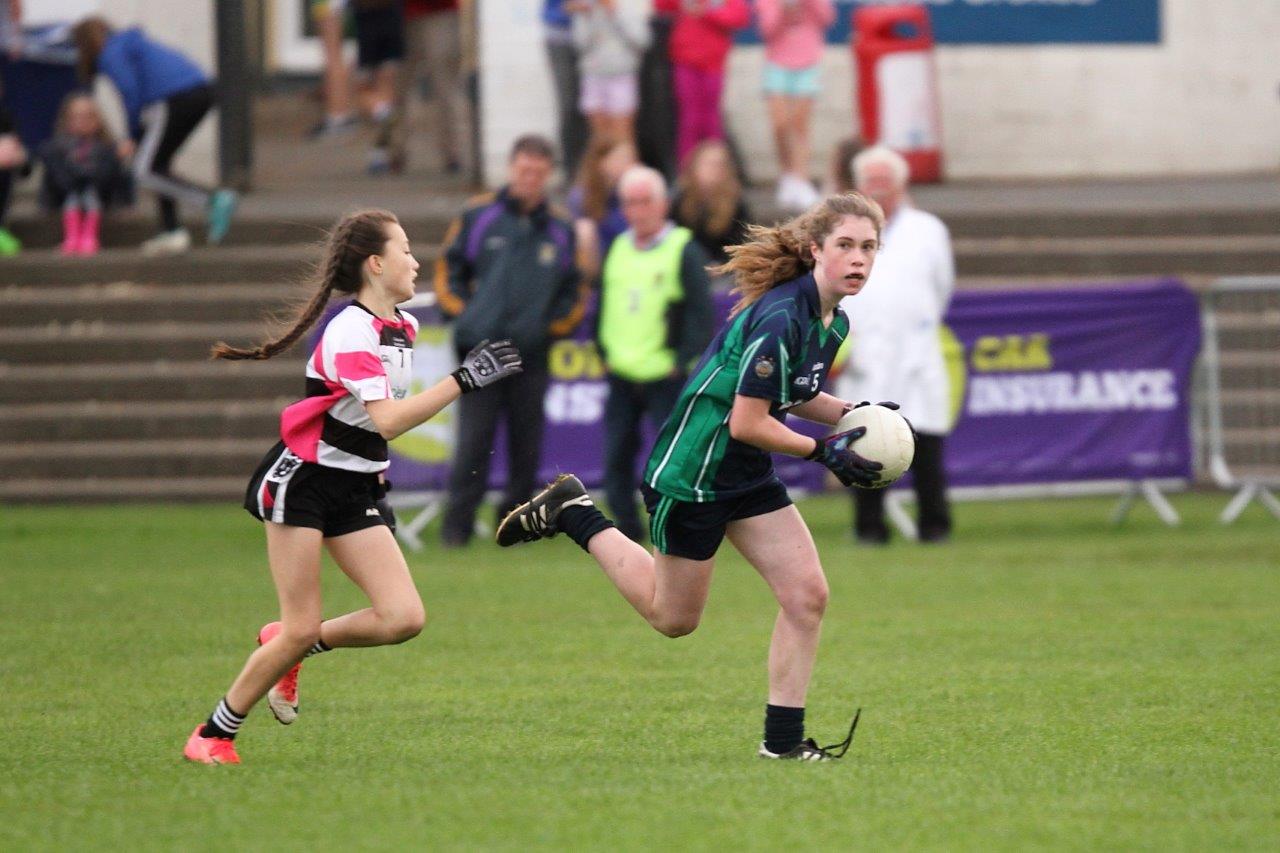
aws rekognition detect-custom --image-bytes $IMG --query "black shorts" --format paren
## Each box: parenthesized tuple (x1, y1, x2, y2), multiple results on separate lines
(642, 479, 793, 561)
(244, 441, 388, 538)
(354, 5, 405, 69)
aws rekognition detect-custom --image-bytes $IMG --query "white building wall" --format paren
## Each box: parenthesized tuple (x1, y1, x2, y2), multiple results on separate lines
(481, 0, 1280, 184)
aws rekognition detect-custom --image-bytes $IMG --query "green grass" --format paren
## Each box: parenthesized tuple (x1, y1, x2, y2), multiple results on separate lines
(2, 494, 1278, 850)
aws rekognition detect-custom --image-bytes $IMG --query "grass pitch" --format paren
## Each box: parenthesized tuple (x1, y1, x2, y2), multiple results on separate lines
(2, 493, 1277, 850)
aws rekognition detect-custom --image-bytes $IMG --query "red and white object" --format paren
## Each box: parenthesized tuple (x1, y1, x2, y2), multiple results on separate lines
(852, 4, 943, 183)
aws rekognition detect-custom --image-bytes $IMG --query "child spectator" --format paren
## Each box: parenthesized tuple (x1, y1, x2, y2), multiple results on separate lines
(671, 138, 748, 268)
(572, 0, 650, 146)
(0, 103, 25, 256)
(653, 0, 750, 166)
(568, 135, 637, 276)
(38, 92, 131, 256)
(758, 0, 835, 212)
(72, 17, 238, 256)
(352, 0, 408, 174)
(404, 0, 465, 172)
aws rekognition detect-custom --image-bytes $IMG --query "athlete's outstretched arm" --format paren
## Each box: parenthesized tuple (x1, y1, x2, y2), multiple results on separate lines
(786, 392, 850, 427)
(365, 376, 463, 440)
(366, 339, 522, 440)
(728, 395, 820, 457)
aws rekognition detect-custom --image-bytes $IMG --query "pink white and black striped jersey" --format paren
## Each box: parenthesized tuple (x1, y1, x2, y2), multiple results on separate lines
(280, 302, 418, 472)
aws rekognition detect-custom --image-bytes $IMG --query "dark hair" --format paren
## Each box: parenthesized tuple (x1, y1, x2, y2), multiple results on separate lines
(509, 134, 556, 163)
(718, 193, 885, 316)
(71, 17, 114, 84)
(828, 136, 866, 195)
(211, 209, 399, 360)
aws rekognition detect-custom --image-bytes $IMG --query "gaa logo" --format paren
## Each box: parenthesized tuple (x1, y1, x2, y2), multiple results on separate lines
(753, 356, 775, 380)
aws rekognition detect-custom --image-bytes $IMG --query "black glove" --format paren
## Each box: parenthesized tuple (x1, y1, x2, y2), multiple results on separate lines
(806, 427, 883, 488)
(452, 339, 522, 393)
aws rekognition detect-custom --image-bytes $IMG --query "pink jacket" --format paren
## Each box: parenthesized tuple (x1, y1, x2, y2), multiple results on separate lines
(757, 0, 835, 69)
(655, 0, 752, 72)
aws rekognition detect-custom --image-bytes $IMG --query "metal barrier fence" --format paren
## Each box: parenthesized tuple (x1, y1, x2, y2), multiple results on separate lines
(1198, 276, 1280, 523)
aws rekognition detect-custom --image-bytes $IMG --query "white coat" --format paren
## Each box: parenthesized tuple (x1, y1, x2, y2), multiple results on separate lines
(837, 205, 956, 435)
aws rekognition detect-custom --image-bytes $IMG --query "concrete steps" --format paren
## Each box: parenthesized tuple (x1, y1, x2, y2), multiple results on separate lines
(0, 476, 248, 503)
(0, 399, 280, 442)
(0, 359, 303, 404)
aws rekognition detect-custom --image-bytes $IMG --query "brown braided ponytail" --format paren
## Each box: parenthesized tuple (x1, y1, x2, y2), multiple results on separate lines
(211, 209, 399, 360)
(716, 192, 884, 317)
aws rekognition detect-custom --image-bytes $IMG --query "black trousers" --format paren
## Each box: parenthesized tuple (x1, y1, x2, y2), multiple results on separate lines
(603, 373, 685, 541)
(854, 432, 952, 542)
(134, 84, 214, 231)
(442, 361, 551, 544)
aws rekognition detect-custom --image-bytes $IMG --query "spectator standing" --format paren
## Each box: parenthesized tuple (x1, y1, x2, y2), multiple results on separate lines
(433, 135, 589, 547)
(38, 92, 131, 256)
(351, 0, 407, 174)
(836, 145, 954, 544)
(654, 0, 750, 166)
(404, 0, 465, 173)
(758, 0, 834, 212)
(572, 0, 650, 146)
(569, 135, 637, 275)
(71, 17, 238, 256)
(544, 0, 589, 180)
(0, 103, 25, 256)
(597, 165, 714, 540)
(671, 138, 748, 268)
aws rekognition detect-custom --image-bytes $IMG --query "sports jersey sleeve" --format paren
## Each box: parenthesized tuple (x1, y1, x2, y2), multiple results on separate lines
(322, 314, 391, 403)
(735, 304, 797, 405)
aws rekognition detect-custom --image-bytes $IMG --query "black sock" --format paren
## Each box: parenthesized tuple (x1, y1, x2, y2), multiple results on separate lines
(764, 704, 806, 755)
(304, 639, 331, 657)
(557, 503, 616, 552)
(200, 697, 246, 740)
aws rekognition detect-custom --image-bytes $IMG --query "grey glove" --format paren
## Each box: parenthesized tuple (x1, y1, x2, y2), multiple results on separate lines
(452, 339, 523, 393)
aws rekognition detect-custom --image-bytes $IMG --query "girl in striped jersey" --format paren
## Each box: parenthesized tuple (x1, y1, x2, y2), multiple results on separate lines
(497, 193, 900, 761)
(183, 209, 522, 764)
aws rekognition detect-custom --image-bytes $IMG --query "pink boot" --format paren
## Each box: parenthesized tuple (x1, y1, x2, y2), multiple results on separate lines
(77, 210, 102, 255)
(61, 208, 83, 256)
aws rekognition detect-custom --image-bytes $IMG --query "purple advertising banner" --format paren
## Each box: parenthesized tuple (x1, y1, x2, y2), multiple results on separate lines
(940, 279, 1200, 487)
(330, 278, 1198, 494)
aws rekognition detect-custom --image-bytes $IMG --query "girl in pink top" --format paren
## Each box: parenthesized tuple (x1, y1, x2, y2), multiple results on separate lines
(757, 0, 835, 212)
(655, 0, 751, 165)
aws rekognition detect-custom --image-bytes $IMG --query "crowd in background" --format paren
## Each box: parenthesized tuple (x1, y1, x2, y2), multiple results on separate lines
(0, 1, 954, 544)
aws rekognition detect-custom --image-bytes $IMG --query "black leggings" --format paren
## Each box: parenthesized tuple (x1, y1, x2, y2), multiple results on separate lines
(134, 84, 214, 231)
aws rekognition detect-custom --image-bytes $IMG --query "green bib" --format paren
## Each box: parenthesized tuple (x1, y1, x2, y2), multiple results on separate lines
(598, 226, 694, 382)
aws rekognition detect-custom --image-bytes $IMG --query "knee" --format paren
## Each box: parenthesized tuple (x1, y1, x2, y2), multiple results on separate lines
(781, 580, 829, 626)
(384, 604, 427, 644)
(652, 614, 700, 639)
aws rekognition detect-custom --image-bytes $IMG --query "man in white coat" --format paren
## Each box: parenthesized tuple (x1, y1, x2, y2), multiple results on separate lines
(837, 145, 955, 543)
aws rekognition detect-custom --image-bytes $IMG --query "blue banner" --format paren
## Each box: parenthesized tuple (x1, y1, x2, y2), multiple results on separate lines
(737, 0, 1162, 45)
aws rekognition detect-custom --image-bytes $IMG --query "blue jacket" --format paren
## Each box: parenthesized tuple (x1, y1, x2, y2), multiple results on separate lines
(542, 0, 572, 30)
(97, 28, 208, 138)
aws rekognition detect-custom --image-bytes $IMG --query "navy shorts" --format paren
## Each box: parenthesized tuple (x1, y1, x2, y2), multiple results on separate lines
(244, 441, 388, 538)
(642, 479, 793, 561)
(354, 4, 405, 69)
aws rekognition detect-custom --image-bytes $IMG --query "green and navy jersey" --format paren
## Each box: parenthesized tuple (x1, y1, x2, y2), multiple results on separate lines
(644, 273, 849, 502)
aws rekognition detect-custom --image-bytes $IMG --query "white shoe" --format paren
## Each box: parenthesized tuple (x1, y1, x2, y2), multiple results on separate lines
(141, 228, 191, 257)
(787, 173, 819, 211)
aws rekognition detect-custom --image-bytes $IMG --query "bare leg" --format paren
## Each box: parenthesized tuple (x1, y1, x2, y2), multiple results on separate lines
(320, 525, 426, 646)
(767, 95, 793, 174)
(789, 97, 814, 180)
(317, 9, 352, 119)
(224, 523, 325, 713)
(586, 529, 715, 637)
(726, 505, 828, 707)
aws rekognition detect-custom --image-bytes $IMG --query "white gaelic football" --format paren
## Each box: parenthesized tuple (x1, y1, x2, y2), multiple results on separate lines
(834, 405, 916, 489)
